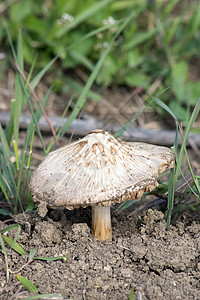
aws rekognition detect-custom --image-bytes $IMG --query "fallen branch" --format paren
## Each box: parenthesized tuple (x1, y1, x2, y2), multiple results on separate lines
(1, 111, 200, 147)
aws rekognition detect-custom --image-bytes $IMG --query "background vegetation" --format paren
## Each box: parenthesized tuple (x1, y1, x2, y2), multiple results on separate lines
(1, 0, 200, 120)
(0, 0, 200, 216)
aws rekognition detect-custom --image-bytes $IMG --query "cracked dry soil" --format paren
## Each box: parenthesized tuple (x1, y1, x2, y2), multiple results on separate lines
(0, 208, 200, 300)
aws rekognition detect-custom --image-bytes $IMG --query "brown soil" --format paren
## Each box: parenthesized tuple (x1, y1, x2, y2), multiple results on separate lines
(0, 207, 199, 300)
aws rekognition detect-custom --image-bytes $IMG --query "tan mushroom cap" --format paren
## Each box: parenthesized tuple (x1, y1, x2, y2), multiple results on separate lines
(29, 129, 175, 209)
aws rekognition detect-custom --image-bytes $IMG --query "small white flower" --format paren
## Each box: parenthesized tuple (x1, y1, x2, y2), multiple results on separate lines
(102, 16, 116, 25)
(95, 42, 103, 49)
(95, 42, 109, 50)
(108, 16, 116, 24)
(57, 13, 74, 25)
(62, 13, 74, 22)
(102, 41, 109, 48)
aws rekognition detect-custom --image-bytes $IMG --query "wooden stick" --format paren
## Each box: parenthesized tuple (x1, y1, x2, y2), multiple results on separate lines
(1, 111, 200, 147)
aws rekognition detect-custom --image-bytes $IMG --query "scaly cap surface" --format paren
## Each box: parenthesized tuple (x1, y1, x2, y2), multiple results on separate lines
(29, 130, 175, 209)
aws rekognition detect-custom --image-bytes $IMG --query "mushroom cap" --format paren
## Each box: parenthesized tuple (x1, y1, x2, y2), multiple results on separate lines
(29, 129, 175, 209)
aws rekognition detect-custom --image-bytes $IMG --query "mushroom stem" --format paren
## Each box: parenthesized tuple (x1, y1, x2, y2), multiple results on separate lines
(92, 206, 112, 241)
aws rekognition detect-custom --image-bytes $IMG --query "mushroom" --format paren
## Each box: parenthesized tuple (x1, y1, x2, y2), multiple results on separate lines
(29, 129, 175, 241)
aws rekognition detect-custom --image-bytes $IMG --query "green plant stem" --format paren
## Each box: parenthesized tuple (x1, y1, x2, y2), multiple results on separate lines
(15, 63, 59, 147)
(0, 234, 9, 282)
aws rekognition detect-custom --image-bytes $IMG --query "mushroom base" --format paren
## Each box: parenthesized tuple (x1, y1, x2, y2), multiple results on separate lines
(92, 206, 112, 241)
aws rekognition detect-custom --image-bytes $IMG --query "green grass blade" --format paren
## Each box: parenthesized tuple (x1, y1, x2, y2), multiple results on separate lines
(114, 105, 148, 138)
(65, 77, 102, 102)
(14, 73, 23, 143)
(26, 194, 35, 212)
(0, 234, 9, 281)
(0, 224, 20, 234)
(34, 256, 67, 262)
(3, 224, 22, 252)
(175, 99, 200, 181)
(47, 97, 74, 152)
(59, 49, 113, 137)
(124, 23, 167, 50)
(26, 125, 35, 170)
(164, 0, 180, 16)
(28, 248, 36, 261)
(7, 30, 23, 143)
(166, 167, 175, 230)
(0, 171, 15, 209)
(17, 30, 24, 71)
(129, 288, 135, 300)
(2, 235, 27, 255)
(0, 161, 16, 198)
(16, 150, 27, 210)
(26, 54, 38, 88)
(0, 126, 17, 198)
(0, 174, 13, 211)
(6, 98, 16, 146)
(0, 124, 12, 157)
(17, 75, 47, 154)
(30, 56, 58, 89)
(116, 200, 139, 211)
(70, 50, 94, 71)
(23, 88, 50, 153)
(0, 209, 11, 216)
(174, 122, 179, 157)
(13, 140, 19, 172)
(178, 168, 200, 200)
(6, 28, 17, 63)
(0, 234, 7, 255)
(16, 275, 38, 293)
(114, 96, 155, 138)
(152, 97, 178, 121)
(25, 125, 35, 209)
(149, 96, 179, 228)
(194, 177, 200, 195)
(24, 125, 35, 203)
(7, 28, 47, 154)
